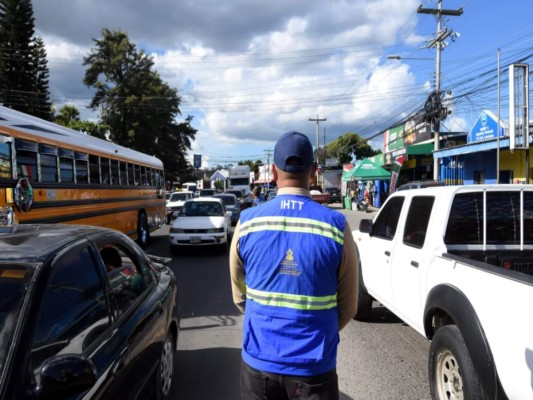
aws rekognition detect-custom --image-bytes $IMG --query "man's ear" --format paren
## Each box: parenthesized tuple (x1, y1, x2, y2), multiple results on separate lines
(271, 164, 278, 181)
(310, 162, 317, 178)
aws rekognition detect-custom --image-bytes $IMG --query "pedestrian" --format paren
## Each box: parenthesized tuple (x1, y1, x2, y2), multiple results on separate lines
(229, 131, 359, 400)
(252, 186, 265, 206)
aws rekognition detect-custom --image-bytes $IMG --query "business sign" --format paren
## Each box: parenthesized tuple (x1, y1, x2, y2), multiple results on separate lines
(193, 154, 202, 169)
(403, 115, 432, 145)
(509, 63, 529, 150)
(325, 157, 339, 167)
(467, 110, 506, 143)
(384, 124, 404, 152)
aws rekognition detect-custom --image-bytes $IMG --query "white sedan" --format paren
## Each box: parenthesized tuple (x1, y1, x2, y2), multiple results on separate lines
(168, 197, 232, 253)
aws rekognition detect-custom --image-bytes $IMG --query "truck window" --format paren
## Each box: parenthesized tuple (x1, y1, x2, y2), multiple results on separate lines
(445, 192, 483, 245)
(486, 192, 520, 244)
(373, 197, 404, 240)
(403, 196, 434, 248)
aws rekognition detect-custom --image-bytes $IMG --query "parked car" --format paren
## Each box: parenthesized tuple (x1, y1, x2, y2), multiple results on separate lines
(166, 190, 194, 224)
(169, 198, 232, 253)
(213, 193, 240, 226)
(325, 187, 341, 203)
(0, 224, 179, 400)
(198, 188, 216, 197)
(396, 180, 445, 191)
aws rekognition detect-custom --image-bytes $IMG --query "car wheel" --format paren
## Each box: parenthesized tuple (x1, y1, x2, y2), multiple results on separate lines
(137, 212, 150, 248)
(429, 325, 483, 400)
(155, 330, 175, 400)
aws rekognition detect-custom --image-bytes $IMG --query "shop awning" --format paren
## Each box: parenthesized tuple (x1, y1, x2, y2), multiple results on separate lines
(345, 158, 391, 181)
(407, 141, 434, 155)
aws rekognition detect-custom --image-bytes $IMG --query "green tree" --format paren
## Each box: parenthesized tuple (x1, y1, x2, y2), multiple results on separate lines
(0, 0, 52, 119)
(55, 104, 110, 139)
(326, 133, 380, 165)
(82, 29, 196, 182)
(239, 159, 263, 179)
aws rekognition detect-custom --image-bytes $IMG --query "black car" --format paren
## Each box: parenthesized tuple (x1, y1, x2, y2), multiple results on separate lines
(325, 187, 341, 203)
(0, 224, 179, 400)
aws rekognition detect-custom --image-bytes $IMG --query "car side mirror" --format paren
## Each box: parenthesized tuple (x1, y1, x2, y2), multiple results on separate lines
(359, 219, 373, 236)
(35, 354, 97, 400)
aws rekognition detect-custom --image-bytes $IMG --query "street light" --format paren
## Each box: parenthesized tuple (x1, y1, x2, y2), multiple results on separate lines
(387, 55, 433, 61)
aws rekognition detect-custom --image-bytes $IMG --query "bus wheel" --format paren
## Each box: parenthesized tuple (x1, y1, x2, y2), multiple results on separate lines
(137, 213, 150, 248)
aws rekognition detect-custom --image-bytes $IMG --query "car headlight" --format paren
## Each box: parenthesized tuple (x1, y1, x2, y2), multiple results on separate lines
(170, 228, 185, 233)
(206, 227, 224, 233)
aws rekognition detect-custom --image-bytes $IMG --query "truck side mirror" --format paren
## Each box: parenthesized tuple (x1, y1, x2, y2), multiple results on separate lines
(359, 219, 373, 236)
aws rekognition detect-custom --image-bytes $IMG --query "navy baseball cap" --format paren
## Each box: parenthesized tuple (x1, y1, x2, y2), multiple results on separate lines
(274, 131, 314, 173)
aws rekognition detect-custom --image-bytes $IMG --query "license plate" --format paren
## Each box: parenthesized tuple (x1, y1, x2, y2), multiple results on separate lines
(190, 236, 201, 244)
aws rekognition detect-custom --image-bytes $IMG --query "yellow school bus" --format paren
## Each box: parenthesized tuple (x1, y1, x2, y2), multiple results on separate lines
(0, 106, 165, 246)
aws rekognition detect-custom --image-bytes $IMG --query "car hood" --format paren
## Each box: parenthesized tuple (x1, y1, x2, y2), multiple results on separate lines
(172, 216, 226, 229)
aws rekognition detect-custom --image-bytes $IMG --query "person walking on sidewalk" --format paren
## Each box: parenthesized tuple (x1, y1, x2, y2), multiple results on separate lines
(230, 131, 359, 400)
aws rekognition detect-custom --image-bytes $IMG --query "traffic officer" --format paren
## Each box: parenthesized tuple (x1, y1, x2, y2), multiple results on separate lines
(229, 131, 358, 400)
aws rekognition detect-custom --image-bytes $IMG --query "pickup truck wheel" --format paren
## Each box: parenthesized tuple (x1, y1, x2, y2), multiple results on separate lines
(429, 325, 483, 400)
(353, 253, 373, 320)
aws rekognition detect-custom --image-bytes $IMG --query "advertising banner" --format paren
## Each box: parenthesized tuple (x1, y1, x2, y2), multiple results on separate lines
(389, 156, 406, 192)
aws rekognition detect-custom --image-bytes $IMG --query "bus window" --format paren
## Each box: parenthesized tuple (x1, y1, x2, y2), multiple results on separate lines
(89, 155, 100, 184)
(0, 136, 12, 180)
(75, 152, 88, 184)
(39, 144, 58, 183)
(127, 163, 134, 186)
(140, 166, 147, 186)
(155, 169, 161, 188)
(150, 168, 156, 186)
(59, 148, 74, 183)
(110, 159, 119, 185)
(134, 164, 140, 185)
(15, 139, 38, 181)
(101, 157, 110, 185)
(119, 161, 127, 185)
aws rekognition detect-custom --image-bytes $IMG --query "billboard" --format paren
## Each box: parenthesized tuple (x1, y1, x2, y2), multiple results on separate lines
(509, 63, 530, 150)
(467, 110, 506, 143)
(193, 154, 202, 169)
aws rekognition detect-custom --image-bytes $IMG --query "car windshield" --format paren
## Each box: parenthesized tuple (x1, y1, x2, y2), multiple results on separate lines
(0, 265, 32, 371)
(180, 202, 224, 217)
(170, 193, 189, 202)
(215, 196, 236, 206)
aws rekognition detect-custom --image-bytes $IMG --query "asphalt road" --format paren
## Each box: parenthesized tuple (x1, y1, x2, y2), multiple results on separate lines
(146, 203, 431, 400)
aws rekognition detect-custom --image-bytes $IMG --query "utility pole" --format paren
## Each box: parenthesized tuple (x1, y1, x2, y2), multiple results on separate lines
(418, 0, 462, 181)
(264, 149, 273, 186)
(308, 115, 326, 164)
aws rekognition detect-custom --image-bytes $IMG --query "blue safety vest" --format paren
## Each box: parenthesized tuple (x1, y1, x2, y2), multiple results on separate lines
(238, 193, 346, 376)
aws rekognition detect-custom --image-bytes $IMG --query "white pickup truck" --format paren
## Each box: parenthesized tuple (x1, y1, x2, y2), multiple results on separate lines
(353, 185, 533, 400)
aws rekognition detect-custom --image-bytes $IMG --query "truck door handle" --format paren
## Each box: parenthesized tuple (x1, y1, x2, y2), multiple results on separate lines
(410, 261, 419, 268)
(385, 251, 391, 256)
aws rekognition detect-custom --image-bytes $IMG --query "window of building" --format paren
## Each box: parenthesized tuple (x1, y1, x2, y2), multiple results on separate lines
(59, 148, 74, 183)
(89, 155, 100, 184)
(75, 152, 89, 184)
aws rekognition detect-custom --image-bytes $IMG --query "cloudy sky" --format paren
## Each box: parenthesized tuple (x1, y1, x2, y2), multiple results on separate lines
(33, 0, 532, 168)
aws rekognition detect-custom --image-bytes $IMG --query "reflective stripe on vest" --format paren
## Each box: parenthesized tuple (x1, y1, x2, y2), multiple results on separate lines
(239, 216, 344, 245)
(246, 287, 337, 310)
